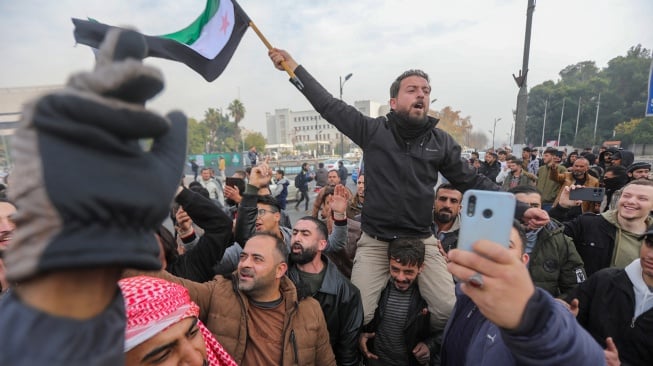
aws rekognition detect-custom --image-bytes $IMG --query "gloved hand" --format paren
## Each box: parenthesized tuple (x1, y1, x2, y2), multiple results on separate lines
(4, 28, 187, 281)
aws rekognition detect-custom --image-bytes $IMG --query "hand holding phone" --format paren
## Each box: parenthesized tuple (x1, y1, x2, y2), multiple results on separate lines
(569, 187, 605, 202)
(457, 190, 516, 252)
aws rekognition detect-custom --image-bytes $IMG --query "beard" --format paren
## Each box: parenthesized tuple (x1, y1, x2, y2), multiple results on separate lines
(395, 108, 428, 125)
(289, 243, 319, 265)
(435, 209, 455, 224)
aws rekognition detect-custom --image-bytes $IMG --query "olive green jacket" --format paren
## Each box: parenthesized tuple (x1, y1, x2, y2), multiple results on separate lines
(528, 220, 587, 298)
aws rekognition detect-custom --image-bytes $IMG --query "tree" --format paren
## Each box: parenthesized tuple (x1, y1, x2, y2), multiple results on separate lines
(187, 117, 210, 154)
(430, 107, 473, 146)
(524, 45, 651, 148)
(244, 132, 266, 152)
(227, 99, 246, 128)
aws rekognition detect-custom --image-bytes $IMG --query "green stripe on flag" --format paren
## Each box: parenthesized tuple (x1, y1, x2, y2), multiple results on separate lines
(160, 0, 220, 45)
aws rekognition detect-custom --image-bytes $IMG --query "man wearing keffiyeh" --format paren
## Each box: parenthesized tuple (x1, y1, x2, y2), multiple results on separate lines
(120, 276, 237, 366)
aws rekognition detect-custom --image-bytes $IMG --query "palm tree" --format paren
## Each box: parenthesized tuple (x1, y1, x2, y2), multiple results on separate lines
(228, 99, 246, 128)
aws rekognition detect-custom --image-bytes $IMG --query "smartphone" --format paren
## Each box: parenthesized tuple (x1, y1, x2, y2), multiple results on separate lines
(457, 190, 516, 251)
(569, 187, 605, 202)
(225, 177, 246, 193)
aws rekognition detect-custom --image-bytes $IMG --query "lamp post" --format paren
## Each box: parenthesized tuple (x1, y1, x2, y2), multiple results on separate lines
(339, 73, 353, 158)
(492, 117, 502, 149)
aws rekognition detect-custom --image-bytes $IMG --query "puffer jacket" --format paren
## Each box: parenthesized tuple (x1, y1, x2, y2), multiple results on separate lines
(288, 256, 363, 366)
(163, 272, 336, 366)
(528, 220, 586, 298)
(294, 65, 498, 239)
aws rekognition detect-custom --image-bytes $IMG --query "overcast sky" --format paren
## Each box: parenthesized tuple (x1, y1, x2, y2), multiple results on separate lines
(1, 0, 652, 146)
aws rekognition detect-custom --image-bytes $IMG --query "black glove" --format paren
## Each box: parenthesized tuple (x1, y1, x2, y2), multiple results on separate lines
(5, 28, 187, 281)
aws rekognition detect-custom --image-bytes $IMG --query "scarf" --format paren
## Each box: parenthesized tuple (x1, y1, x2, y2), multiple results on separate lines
(387, 111, 437, 141)
(119, 276, 237, 366)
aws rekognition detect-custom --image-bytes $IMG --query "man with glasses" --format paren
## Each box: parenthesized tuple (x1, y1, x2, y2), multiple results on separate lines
(215, 163, 347, 275)
(565, 226, 653, 365)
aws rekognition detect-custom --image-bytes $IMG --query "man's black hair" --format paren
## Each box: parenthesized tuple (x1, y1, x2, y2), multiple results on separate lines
(257, 195, 281, 212)
(297, 216, 328, 240)
(249, 231, 289, 263)
(508, 185, 541, 196)
(435, 183, 460, 197)
(389, 69, 430, 98)
(388, 238, 425, 267)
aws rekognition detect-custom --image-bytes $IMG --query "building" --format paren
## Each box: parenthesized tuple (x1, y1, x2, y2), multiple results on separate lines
(0, 85, 63, 168)
(265, 100, 386, 155)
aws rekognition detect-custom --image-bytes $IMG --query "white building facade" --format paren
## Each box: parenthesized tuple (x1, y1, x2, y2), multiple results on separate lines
(265, 100, 387, 155)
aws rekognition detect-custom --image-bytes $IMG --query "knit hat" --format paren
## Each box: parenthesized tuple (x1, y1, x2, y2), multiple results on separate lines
(4, 28, 187, 281)
(119, 276, 237, 366)
(627, 161, 651, 174)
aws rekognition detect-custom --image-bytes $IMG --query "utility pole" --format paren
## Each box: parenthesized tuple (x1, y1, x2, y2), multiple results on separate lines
(593, 93, 601, 147)
(574, 96, 581, 146)
(339, 73, 353, 158)
(513, 0, 536, 145)
(557, 98, 566, 146)
(540, 98, 548, 147)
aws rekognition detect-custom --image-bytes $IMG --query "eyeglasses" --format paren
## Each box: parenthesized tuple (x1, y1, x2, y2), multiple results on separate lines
(257, 208, 277, 218)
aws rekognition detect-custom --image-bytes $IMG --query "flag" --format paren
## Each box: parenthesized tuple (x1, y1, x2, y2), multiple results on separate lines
(73, 0, 251, 82)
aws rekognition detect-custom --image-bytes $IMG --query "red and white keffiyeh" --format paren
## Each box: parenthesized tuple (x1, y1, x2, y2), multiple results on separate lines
(119, 276, 237, 366)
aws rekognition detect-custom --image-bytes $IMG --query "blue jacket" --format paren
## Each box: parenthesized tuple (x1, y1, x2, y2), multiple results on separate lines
(441, 286, 605, 366)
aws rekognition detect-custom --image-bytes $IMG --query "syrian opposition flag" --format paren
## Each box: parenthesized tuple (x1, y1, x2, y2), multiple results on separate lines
(73, 0, 251, 82)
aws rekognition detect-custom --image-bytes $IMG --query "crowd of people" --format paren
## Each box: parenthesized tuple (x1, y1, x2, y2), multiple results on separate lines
(0, 28, 651, 366)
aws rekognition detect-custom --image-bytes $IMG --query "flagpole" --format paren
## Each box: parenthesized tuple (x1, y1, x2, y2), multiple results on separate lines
(249, 21, 304, 90)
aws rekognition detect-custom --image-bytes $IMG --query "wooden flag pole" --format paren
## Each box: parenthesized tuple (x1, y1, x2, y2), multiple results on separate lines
(249, 20, 304, 89)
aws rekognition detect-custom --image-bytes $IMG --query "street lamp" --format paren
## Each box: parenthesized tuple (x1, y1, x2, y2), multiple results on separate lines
(339, 73, 353, 158)
(492, 117, 502, 149)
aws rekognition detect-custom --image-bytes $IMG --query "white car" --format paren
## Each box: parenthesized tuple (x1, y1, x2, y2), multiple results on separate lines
(323, 159, 356, 174)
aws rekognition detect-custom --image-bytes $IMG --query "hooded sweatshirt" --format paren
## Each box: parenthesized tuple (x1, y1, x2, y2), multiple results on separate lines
(602, 210, 653, 268)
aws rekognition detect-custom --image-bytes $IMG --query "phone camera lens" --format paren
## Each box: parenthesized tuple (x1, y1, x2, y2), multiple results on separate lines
(467, 195, 476, 216)
(482, 209, 492, 218)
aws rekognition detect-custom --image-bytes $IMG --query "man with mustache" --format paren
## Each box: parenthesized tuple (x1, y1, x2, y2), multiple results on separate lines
(359, 238, 436, 365)
(268, 49, 528, 338)
(287, 216, 363, 366)
(136, 232, 336, 366)
(551, 157, 600, 219)
(432, 184, 463, 254)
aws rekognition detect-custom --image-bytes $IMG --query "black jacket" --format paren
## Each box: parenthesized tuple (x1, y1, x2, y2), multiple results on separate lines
(295, 66, 498, 238)
(571, 267, 653, 365)
(166, 188, 234, 282)
(549, 208, 617, 277)
(478, 161, 501, 182)
(363, 281, 436, 366)
(288, 256, 363, 366)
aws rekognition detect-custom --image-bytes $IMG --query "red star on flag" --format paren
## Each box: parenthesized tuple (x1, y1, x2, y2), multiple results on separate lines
(220, 12, 231, 34)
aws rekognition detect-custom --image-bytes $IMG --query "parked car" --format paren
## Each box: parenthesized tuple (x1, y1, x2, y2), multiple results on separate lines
(323, 159, 356, 174)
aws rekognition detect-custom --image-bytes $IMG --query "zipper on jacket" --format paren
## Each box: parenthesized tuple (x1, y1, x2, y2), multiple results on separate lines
(631, 316, 636, 328)
(467, 305, 477, 319)
(290, 329, 299, 365)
